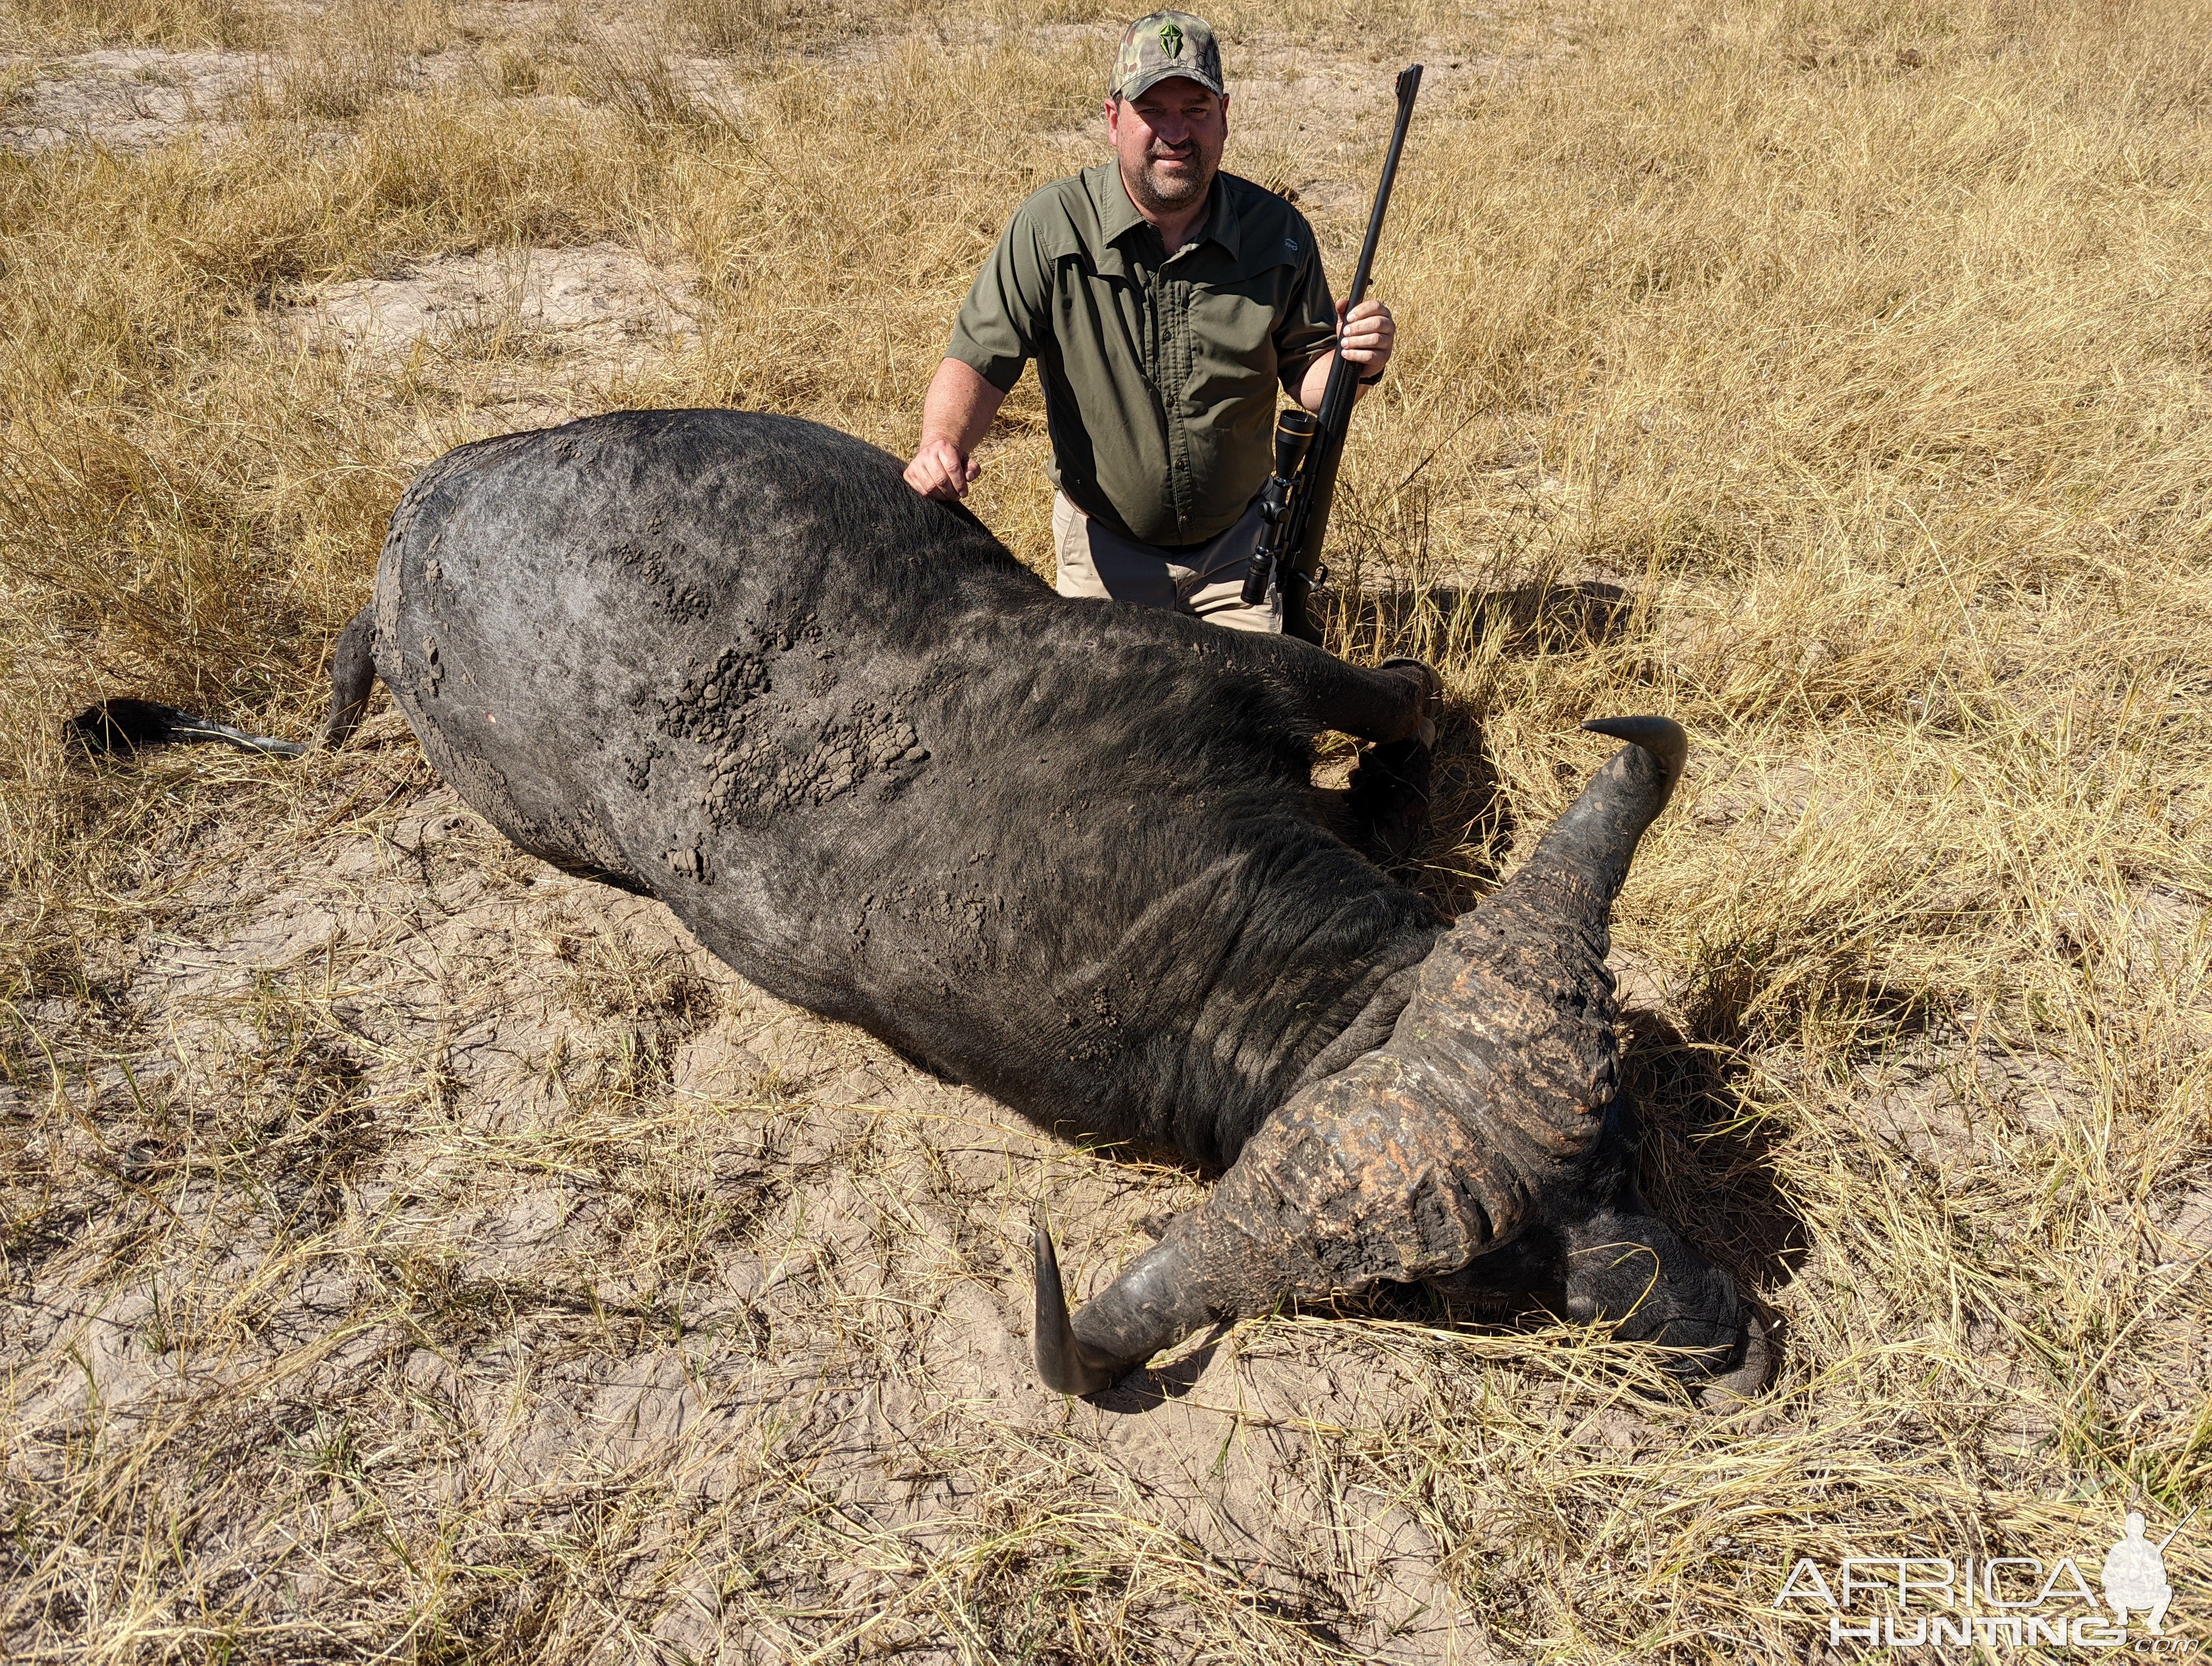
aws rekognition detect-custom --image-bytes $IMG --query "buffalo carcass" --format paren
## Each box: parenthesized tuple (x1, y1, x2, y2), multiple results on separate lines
(221, 408, 1779, 1396)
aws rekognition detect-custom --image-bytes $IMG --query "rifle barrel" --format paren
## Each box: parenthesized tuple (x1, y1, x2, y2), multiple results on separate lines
(1277, 65, 1423, 638)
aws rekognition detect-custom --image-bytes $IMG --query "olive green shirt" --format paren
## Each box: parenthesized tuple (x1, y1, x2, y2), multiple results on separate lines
(948, 164, 1337, 547)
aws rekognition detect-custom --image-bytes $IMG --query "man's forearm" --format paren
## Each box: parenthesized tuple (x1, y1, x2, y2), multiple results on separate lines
(921, 357, 1008, 452)
(1296, 299, 1394, 411)
(905, 357, 1012, 499)
(1295, 351, 1374, 414)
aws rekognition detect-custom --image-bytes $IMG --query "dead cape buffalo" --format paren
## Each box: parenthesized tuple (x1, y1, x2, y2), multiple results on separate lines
(81, 408, 1770, 1399)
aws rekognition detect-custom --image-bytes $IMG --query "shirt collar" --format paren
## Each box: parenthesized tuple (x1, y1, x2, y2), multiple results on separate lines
(1095, 165, 1239, 260)
(1096, 165, 1148, 245)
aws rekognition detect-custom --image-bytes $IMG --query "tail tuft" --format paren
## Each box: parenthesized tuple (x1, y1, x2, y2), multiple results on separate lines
(66, 698, 185, 756)
(65, 697, 307, 759)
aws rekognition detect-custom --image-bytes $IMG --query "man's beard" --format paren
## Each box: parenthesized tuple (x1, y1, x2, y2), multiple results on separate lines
(1123, 147, 1214, 217)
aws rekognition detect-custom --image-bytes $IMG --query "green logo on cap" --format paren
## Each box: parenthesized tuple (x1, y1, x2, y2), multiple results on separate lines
(1159, 20, 1182, 56)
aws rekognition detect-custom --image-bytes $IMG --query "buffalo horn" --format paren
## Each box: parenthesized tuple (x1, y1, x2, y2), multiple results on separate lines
(1516, 715, 1685, 905)
(1032, 1216, 1217, 1396)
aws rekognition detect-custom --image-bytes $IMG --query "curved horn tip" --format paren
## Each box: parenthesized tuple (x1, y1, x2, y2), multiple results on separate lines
(1580, 714, 1687, 787)
(1695, 1312, 1774, 1409)
(1031, 1218, 1123, 1398)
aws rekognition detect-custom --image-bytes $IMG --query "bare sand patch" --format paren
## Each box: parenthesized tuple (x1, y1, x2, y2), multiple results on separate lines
(290, 243, 705, 426)
(0, 45, 254, 148)
(300, 243, 700, 362)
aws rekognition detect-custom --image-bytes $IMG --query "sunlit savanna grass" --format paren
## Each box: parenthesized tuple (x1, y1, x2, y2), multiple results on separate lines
(2, 0, 2208, 1657)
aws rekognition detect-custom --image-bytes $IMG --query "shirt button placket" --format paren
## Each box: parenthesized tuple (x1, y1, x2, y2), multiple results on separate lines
(1141, 270, 1155, 379)
(1166, 276, 1191, 532)
(1144, 264, 1179, 537)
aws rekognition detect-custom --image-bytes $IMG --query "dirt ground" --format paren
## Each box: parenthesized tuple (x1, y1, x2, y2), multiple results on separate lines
(7, 720, 1486, 1656)
(0, 44, 254, 146)
(5, 0, 2210, 1658)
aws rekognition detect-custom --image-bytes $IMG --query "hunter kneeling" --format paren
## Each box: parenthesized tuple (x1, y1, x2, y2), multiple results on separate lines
(903, 9, 1394, 637)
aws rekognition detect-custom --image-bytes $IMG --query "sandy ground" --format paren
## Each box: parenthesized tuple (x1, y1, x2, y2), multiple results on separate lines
(300, 244, 699, 360)
(7, 719, 1509, 1657)
(9, 708, 2196, 1658)
(291, 244, 705, 427)
(0, 46, 257, 149)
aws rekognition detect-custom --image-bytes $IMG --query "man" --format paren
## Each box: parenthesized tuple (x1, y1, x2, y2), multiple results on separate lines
(904, 10, 1396, 636)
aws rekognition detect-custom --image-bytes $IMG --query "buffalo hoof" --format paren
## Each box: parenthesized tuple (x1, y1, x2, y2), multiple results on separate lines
(1381, 656, 1442, 748)
(324, 603, 378, 748)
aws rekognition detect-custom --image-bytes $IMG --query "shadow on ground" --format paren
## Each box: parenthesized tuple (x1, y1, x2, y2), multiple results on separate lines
(1623, 1010, 1811, 1299)
(1337, 577, 1635, 655)
(1340, 579, 1645, 916)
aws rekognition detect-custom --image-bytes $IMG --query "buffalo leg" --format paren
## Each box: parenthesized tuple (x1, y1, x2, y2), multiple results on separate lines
(1346, 733, 1433, 862)
(1284, 650, 1440, 857)
(1245, 637, 1440, 745)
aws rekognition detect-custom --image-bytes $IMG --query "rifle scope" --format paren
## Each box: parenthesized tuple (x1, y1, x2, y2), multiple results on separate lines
(1238, 409, 1320, 608)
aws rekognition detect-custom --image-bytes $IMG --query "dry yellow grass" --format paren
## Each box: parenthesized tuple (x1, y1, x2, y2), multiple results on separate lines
(3, 0, 2209, 1658)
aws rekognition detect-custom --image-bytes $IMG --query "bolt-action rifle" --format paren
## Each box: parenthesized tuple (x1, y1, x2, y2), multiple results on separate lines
(1242, 65, 1423, 645)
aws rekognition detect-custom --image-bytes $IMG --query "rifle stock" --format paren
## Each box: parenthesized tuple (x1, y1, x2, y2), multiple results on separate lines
(1276, 63, 1422, 645)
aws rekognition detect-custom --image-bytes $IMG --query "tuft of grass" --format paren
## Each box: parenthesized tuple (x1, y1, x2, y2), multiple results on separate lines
(2, 0, 2209, 1658)
(0, 0, 263, 50)
(263, 0, 456, 121)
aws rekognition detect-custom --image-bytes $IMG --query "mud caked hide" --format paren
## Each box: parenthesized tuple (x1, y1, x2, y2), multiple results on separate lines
(313, 409, 1765, 1399)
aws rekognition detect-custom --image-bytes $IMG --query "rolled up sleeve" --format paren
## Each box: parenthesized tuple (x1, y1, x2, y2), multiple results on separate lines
(1273, 242, 1338, 395)
(947, 212, 1053, 394)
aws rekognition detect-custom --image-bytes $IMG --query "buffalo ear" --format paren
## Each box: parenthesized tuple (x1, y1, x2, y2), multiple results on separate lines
(1560, 1202, 1772, 1399)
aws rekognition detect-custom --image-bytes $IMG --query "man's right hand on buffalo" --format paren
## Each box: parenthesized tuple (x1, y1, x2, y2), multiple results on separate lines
(903, 357, 1005, 501)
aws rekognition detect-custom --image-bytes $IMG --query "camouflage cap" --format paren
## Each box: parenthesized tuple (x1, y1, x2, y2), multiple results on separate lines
(1111, 11, 1225, 101)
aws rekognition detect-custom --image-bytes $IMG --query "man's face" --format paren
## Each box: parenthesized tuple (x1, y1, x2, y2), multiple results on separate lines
(1106, 77, 1229, 220)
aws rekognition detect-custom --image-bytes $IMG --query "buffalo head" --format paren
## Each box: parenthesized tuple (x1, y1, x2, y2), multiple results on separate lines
(1034, 717, 1771, 1401)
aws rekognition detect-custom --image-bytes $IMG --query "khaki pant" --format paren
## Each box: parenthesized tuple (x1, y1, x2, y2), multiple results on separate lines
(1052, 491, 1282, 635)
